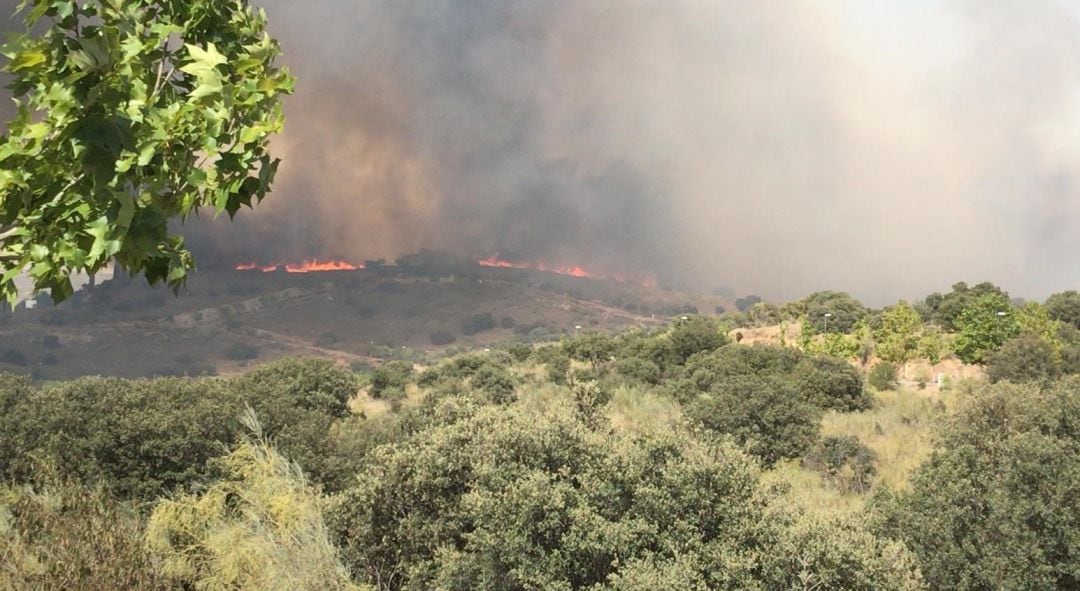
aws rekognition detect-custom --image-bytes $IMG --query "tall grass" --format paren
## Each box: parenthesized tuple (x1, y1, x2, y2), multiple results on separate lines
(144, 412, 361, 591)
(1, 478, 170, 590)
(766, 387, 951, 515)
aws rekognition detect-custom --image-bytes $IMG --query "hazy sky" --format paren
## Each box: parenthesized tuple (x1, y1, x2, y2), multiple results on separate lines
(5, 1, 1080, 304)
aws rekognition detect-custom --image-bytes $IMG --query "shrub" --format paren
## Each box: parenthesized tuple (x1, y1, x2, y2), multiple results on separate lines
(368, 361, 412, 400)
(872, 379, 1080, 590)
(668, 315, 726, 364)
(0, 376, 237, 500)
(499, 316, 516, 329)
(803, 435, 878, 494)
(687, 374, 822, 466)
(0, 349, 28, 367)
(986, 335, 1060, 383)
(1, 478, 171, 590)
(41, 334, 61, 350)
(505, 342, 532, 363)
(461, 312, 497, 335)
(428, 330, 457, 346)
(793, 356, 873, 412)
(223, 341, 260, 361)
(145, 427, 358, 591)
(327, 401, 774, 589)
(868, 362, 897, 391)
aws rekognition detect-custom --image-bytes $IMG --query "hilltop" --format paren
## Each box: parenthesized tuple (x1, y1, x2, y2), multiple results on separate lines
(0, 265, 730, 380)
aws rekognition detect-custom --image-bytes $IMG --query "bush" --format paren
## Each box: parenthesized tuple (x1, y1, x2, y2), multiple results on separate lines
(327, 395, 917, 590)
(327, 400, 773, 589)
(0, 376, 237, 500)
(461, 312, 497, 336)
(41, 334, 61, 349)
(668, 316, 726, 364)
(687, 374, 822, 466)
(872, 379, 1080, 590)
(368, 361, 412, 400)
(428, 330, 457, 346)
(803, 435, 878, 494)
(868, 362, 897, 391)
(223, 341, 260, 361)
(145, 429, 357, 591)
(0, 348, 28, 367)
(793, 356, 873, 412)
(1, 478, 171, 590)
(986, 335, 1059, 383)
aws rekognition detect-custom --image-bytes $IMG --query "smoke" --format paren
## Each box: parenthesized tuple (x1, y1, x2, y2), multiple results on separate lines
(4, 0, 1080, 302)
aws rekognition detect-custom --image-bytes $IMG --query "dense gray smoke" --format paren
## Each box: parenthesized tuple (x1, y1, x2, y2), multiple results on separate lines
(4, 1, 1080, 302)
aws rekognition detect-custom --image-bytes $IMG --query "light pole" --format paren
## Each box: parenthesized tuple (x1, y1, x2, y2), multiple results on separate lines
(824, 312, 833, 334)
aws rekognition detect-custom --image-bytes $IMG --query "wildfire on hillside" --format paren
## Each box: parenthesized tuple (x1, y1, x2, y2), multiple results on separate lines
(234, 259, 364, 273)
(477, 255, 657, 288)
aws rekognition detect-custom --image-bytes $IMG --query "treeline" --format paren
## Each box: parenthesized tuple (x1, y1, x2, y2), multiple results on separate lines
(727, 284, 1080, 382)
(2, 315, 1079, 589)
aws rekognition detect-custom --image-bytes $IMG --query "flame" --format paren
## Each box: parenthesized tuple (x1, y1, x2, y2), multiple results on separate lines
(234, 259, 364, 273)
(477, 254, 657, 288)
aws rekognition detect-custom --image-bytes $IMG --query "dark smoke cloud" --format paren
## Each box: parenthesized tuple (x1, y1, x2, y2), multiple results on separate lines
(3, 1, 1080, 303)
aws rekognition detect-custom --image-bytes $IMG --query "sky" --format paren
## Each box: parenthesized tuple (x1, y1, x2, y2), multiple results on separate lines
(4, 1, 1080, 304)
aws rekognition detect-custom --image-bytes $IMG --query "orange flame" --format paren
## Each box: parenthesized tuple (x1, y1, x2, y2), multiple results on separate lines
(477, 254, 656, 288)
(234, 259, 364, 273)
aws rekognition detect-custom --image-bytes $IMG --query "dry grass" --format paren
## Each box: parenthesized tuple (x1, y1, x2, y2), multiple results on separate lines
(766, 387, 953, 516)
(144, 416, 361, 591)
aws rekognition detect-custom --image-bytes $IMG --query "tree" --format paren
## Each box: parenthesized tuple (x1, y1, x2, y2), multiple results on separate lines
(922, 281, 1008, 330)
(734, 294, 762, 312)
(953, 292, 1020, 364)
(985, 335, 1059, 384)
(875, 301, 923, 365)
(1046, 290, 1080, 329)
(667, 315, 726, 364)
(0, 0, 294, 305)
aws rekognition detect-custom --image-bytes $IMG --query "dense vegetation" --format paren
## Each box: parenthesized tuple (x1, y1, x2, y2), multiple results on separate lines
(3, 284, 1080, 589)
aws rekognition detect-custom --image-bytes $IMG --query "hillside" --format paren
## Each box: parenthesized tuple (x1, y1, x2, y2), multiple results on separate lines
(0, 265, 731, 380)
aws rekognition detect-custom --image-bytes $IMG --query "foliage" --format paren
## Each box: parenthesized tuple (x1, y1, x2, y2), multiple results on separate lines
(1, 477, 171, 590)
(875, 301, 923, 364)
(985, 335, 1060, 384)
(803, 435, 878, 494)
(952, 292, 1020, 364)
(1017, 301, 1065, 352)
(746, 301, 781, 326)
(792, 355, 874, 412)
(734, 294, 762, 312)
(428, 329, 456, 346)
(1045, 290, 1080, 329)
(145, 423, 360, 591)
(667, 315, 727, 364)
(0, 357, 358, 498)
(0, 0, 294, 305)
(461, 312, 497, 335)
(0, 375, 237, 499)
(921, 281, 1008, 331)
(368, 360, 412, 400)
(792, 291, 868, 334)
(228, 357, 359, 491)
(872, 379, 1080, 590)
(916, 328, 947, 364)
(764, 513, 925, 591)
(687, 374, 822, 466)
(563, 331, 617, 368)
(868, 362, 897, 391)
(806, 331, 860, 360)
